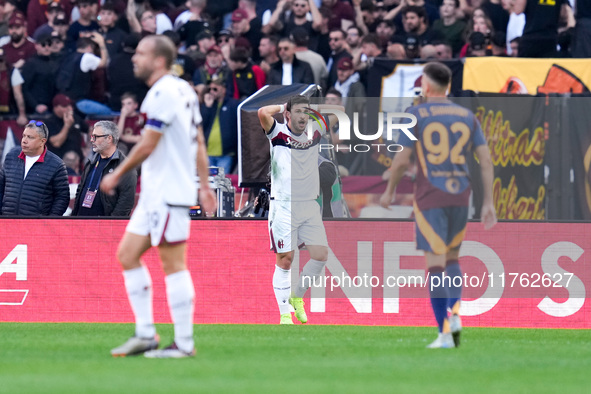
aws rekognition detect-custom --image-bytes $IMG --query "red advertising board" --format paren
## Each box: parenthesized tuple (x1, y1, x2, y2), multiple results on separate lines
(0, 220, 590, 328)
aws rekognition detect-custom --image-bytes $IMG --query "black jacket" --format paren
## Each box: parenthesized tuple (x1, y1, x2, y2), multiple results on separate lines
(201, 97, 240, 156)
(267, 56, 315, 86)
(72, 150, 137, 216)
(0, 147, 69, 216)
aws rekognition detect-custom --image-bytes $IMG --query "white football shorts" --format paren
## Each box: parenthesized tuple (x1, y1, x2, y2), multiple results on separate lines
(127, 199, 191, 246)
(268, 199, 328, 253)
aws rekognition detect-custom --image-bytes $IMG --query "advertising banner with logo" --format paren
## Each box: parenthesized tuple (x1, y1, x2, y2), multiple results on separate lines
(1, 220, 589, 328)
(463, 57, 591, 94)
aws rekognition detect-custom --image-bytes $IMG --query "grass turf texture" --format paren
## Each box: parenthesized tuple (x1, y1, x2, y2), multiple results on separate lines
(1, 323, 589, 393)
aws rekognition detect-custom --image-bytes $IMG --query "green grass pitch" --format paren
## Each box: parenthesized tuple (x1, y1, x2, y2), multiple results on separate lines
(1, 323, 589, 393)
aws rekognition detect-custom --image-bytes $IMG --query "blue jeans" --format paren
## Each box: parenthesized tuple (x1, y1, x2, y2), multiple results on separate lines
(209, 156, 235, 175)
(76, 100, 114, 115)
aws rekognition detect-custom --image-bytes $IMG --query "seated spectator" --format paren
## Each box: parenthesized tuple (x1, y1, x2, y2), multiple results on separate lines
(266, 37, 313, 86)
(21, 31, 59, 115)
(45, 94, 88, 160)
(192, 44, 231, 98)
(200, 78, 240, 174)
(65, 0, 98, 52)
(432, 0, 466, 56)
(116, 92, 146, 154)
(459, 14, 494, 57)
(0, 120, 69, 216)
(107, 33, 147, 111)
(227, 46, 266, 100)
(72, 120, 136, 217)
(97, 1, 127, 59)
(56, 33, 110, 115)
(1, 12, 36, 68)
(334, 57, 366, 114)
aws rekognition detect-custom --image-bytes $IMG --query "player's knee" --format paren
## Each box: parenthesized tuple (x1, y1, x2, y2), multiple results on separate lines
(277, 253, 293, 270)
(311, 247, 328, 262)
(117, 245, 137, 269)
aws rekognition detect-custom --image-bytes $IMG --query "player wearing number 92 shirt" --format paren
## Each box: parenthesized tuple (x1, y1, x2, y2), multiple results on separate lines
(380, 62, 497, 349)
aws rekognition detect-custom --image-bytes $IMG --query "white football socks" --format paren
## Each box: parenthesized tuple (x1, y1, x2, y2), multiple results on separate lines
(273, 265, 291, 314)
(165, 270, 196, 353)
(123, 266, 156, 339)
(294, 259, 326, 298)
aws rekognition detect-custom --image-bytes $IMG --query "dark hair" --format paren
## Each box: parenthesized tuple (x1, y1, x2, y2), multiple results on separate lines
(291, 27, 309, 47)
(361, 33, 381, 47)
(229, 46, 250, 63)
(261, 35, 279, 47)
(76, 37, 95, 50)
(401, 6, 427, 21)
(161, 30, 181, 47)
(287, 96, 309, 112)
(328, 29, 346, 40)
(423, 62, 452, 90)
(325, 88, 342, 98)
(121, 92, 138, 103)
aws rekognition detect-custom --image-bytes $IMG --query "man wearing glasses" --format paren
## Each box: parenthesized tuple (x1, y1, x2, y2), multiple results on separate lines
(0, 120, 70, 216)
(72, 121, 136, 217)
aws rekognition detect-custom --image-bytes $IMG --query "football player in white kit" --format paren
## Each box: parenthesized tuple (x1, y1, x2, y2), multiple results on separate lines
(258, 96, 340, 324)
(101, 35, 216, 358)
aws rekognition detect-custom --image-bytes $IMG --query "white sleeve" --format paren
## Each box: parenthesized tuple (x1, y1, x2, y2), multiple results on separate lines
(11, 68, 24, 86)
(156, 13, 174, 34)
(262, 10, 272, 26)
(80, 53, 101, 72)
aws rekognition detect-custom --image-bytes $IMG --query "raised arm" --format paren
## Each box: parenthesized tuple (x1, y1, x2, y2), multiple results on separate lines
(258, 104, 284, 133)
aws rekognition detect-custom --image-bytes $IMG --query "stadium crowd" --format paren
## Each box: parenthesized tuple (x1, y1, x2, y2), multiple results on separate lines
(0, 0, 589, 215)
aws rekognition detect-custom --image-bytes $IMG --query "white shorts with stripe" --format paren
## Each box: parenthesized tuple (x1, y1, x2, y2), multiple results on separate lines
(268, 200, 328, 253)
(126, 199, 191, 247)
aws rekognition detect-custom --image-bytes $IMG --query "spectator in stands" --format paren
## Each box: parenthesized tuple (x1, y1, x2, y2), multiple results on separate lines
(258, 34, 279, 76)
(395, 5, 444, 47)
(322, 0, 356, 31)
(45, 94, 88, 160)
(466, 31, 489, 56)
(572, 0, 591, 57)
(502, 0, 525, 56)
(0, 120, 69, 216)
(97, 1, 127, 59)
(1, 12, 35, 68)
(127, 1, 157, 38)
(481, 0, 510, 34)
(108, 33, 148, 111)
(177, 0, 211, 48)
(193, 44, 231, 98)
(230, 8, 263, 62)
(50, 14, 68, 43)
(357, 33, 383, 69)
(266, 0, 322, 51)
(375, 19, 396, 50)
(292, 27, 328, 90)
(227, 46, 266, 100)
(326, 29, 351, 89)
(334, 57, 365, 109)
(162, 30, 196, 81)
(1, 0, 18, 39)
(514, 0, 575, 58)
(386, 37, 407, 60)
(385, 0, 440, 34)
(174, 0, 208, 31)
(508, 36, 519, 57)
(116, 92, 146, 154)
(20, 31, 59, 115)
(432, 0, 466, 56)
(200, 77, 239, 174)
(56, 33, 110, 115)
(491, 31, 508, 55)
(434, 39, 453, 59)
(72, 120, 136, 217)
(149, 0, 173, 34)
(459, 14, 494, 57)
(32, 1, 65, 39)
(266, 37, 314, 86)
(358, 0, 380, 34)
(63, 150, 81, 176)
(26, 0, 73, 38)
(346, 25, 364, 57)
(65, 0, 98, 52)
